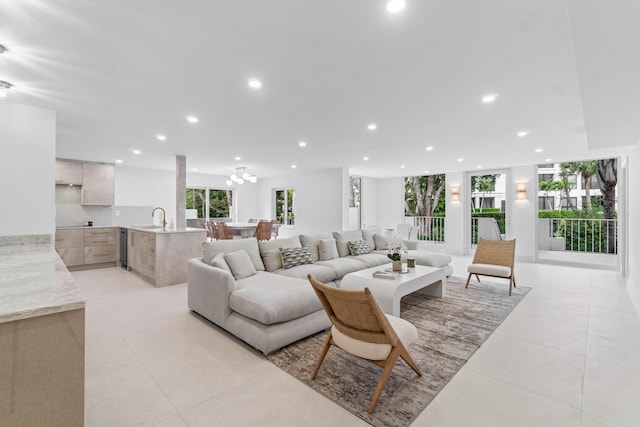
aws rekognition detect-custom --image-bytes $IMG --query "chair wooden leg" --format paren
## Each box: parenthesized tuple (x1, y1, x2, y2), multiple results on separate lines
(368, 346, 401, 414)
(465, 273, 473, 289)
(513, 275, 516, 287)
(509, 277, 513, 296)
(398, 343, 422, 377)
(475, 274, 481, 282)
(310, 333, 332, 380)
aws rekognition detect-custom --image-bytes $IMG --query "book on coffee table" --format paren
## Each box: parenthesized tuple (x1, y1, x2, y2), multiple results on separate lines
(372, 270, 399, 280)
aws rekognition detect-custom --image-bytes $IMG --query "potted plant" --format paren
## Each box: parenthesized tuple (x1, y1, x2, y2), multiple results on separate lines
(387, 237, 407, 271)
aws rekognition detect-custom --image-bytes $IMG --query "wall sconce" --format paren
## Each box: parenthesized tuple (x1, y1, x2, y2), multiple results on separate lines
(451, 185, 460, 202)
(516, 182, 527, 201)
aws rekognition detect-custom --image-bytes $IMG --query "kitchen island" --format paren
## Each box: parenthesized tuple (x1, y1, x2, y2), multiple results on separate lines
(126, 226, 207, 287)
(0, 242, 85, 426)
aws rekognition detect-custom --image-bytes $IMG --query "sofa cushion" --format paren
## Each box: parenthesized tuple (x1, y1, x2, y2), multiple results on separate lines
(467, 263, 511, 278)
(299, 233, 333, 262)
(224, 250, 257, 280)
(280, 246, 313, 269)
(352, 253, 389, 268)
(229, 272, 322, 324)
(273, 263, 337, 283)
(374, 233, 389, 250)
(361, 229, 378, 252)
(209, 252, 231, 272)
(319, 238, 339, 261)
(407, 250, 452, 268)
(333, 230, 364, 257)
(202, 237, 265, 271)
(258, 236, 302, 272)
(316, 257, 369, 280)
(349, 240, 371, 256)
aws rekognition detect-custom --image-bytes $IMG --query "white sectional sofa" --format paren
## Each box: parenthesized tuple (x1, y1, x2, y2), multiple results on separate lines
(187, 229, 452, 355)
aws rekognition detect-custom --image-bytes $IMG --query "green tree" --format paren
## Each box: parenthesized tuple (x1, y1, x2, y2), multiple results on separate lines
(559, 162, 578, 212)
(404, 174, 446, 216)
(596, 158, 617, 253)
(539, 179, 563, 210)
(574, 160, 598, 210)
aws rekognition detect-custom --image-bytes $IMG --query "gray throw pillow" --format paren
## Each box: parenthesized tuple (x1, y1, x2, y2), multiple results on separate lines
(224, 250, 257, 280)
(374, 233, 389, 250)
(279, 246, 313, 269)
(209, 252, 231, 272)
(318, 238, 339, 261)
(348, 240, 371, 256)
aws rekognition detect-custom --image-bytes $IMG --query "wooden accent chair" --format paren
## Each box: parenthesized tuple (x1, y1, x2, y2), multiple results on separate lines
(270, 219, 280, 239)
(465, 238, 517, 296)
(252, 220, 273, 241)
(307, 274, 422, 414)
(204, 221, 219, 241)
(215, 221, 234, 240)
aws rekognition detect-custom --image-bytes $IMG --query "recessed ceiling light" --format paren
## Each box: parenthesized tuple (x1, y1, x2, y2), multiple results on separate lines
(156, 134, 166, 141)
(425, 146, 434, 151)
(386, 0, 406, 14)
(133, 150, 141, 155)
(363, 156, 369, 161)
(477, 165, 482, 169)
(545, 158, 552, 162)
(367, 123, 377, 131)
(298, 141, 307, 147)
(424, 170, 429, 174)
(115, 159, 123, 164)
(248, 78, 262, 89)
(481, 93, 498, 104)
(186, 116, 198, 123)
(517, 130, 529, 137)
(234, 156, 241, 161)
(191, 168, 197, 171)
(458, 158, 464, 162)
(400, 165, 406, 169)
(291, 164, 297, 169)
(535, 148, 543, 153)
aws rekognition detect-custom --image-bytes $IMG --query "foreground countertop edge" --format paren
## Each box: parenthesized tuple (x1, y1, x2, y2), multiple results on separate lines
(0, 244, 86, 324)
(125, 226, 207, 234)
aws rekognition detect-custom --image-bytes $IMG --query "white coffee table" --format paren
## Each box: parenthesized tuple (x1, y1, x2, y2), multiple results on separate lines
(340, 263, 447, 317)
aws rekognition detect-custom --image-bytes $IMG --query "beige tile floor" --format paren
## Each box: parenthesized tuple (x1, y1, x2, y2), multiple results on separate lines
(73, 256, 640, 427)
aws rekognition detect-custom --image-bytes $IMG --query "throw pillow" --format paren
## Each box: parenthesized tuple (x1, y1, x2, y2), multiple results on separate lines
(374, 233, 389, 251)
(279, 246, 313, 269)
(224, 250, 257, 280)
(209, 252, 231, 273)
(318, 238, 339, 261)
(348, 240, 371, 256)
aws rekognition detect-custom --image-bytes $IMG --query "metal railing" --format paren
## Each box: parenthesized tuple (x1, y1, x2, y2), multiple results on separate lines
(404, 216, 446, 242)
(541, 218, 618, 254)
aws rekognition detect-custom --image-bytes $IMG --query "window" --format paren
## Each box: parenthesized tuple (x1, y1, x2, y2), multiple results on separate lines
(275, 188, 295, 225)
(560, 197, 577, 210)
(538, 163, 554, 169)
(481, 197, 495, 209)
(589, 176, 600, 190)
(186, 187, 233, 220)
(566, 174, 577, 189)
(539, 173, 554, 183)
(538, 196, 554, 210)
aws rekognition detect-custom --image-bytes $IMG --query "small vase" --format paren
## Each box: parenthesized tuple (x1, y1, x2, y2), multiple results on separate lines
(392, 260, 402, 271)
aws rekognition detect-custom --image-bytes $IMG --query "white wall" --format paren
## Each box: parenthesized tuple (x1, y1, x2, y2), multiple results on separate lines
(444, 172, 466, 255)
(627, 143, 640, 316)
(0, 102, 56, 237)
(257, 168, 343, 234)
(115, 166, 176, 225)
(361, 176, 379, 228)
(510, 165, 537, 262)
(376, 177, 404, 232)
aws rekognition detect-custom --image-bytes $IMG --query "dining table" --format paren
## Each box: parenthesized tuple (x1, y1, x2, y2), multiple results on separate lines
(225, 222, 282, 239)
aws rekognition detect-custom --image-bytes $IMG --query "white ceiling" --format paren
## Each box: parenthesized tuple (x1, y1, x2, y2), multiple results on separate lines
(1, 0, 638, 178)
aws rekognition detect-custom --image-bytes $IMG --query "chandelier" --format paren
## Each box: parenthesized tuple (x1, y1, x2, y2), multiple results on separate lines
(226, 166, 257, 185)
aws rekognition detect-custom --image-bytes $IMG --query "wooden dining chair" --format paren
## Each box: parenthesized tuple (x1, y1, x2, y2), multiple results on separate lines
(205, 221, 219, 240)
(270, 219, 280, 239)
(215, 221, 234, 240)
(307, 274, 422, 414)
(252, 220, 273, 241)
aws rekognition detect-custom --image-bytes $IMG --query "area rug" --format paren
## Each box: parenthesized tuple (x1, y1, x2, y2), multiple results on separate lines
(267, 276, 530, 427)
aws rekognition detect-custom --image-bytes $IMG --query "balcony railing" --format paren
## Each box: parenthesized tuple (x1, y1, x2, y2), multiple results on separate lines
(404, 216, 445, 243)
(539, 217, 618, 254)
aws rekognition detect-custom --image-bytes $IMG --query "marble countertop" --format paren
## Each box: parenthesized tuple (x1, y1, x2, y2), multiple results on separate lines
(0, 244, 85, 323)
(125, 226, 207, 234)
(56, 225, 119, 230)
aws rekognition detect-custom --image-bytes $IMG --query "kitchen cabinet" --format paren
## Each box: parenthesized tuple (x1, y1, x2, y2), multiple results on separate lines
(128, 229, 156, 280)
(81, 162, 114, 206)
(55, 159, 83, 185)
(55, 227, 118, 269)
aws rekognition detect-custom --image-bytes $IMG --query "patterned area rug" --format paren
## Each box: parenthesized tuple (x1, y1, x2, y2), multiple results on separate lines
(267, 276, 530, 427)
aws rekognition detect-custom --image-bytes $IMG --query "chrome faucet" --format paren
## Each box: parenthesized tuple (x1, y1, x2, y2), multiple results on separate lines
(152, 207, 167, 230)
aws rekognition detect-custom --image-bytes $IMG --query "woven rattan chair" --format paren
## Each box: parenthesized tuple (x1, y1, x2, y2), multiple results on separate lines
(270, 219, 280, 239)
(252, 220, 273, 241)
(307, 274, 422, 414)
(215, 221, 234, 240)
(465, 238, 517, 295)
(205, 221, 219, 240)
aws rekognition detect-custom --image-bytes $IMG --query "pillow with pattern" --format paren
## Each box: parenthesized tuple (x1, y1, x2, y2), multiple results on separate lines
(348, 240, 370, 256)
(279, 245, 313, 269)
